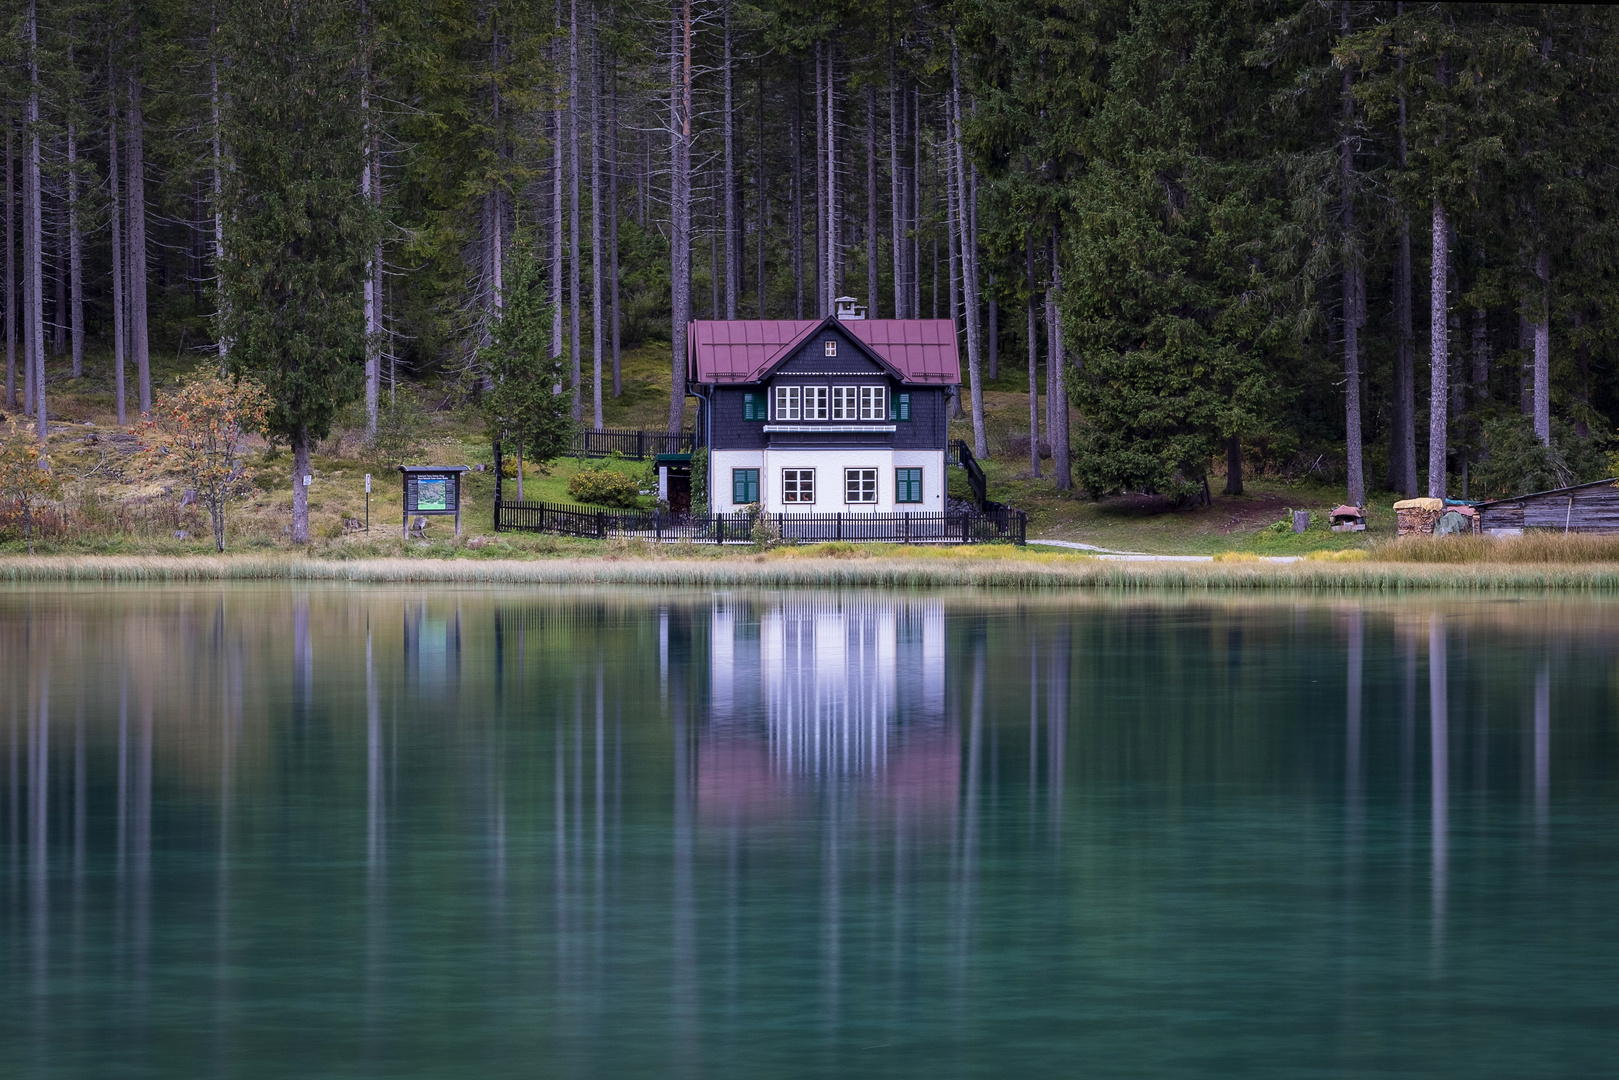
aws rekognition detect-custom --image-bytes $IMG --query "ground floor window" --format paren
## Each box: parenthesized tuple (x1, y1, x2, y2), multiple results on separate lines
(895, 468, 923, 504)
(782, 469, 815, 504)
(732, 468, 760, 505)
(844, 468, 878, 504)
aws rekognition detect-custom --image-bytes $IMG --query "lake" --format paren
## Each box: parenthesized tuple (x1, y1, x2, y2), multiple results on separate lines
(1, 585, 1616, 1078)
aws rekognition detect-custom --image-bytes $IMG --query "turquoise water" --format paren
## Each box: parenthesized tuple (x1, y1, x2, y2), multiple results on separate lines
(1, 586, 1616, 1078)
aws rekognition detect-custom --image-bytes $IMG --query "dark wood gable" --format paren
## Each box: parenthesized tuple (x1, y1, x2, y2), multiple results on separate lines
(763, 324, 903, 383)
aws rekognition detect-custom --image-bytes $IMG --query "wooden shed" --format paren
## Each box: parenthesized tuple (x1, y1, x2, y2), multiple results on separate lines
(1476, 478, 1619, 535)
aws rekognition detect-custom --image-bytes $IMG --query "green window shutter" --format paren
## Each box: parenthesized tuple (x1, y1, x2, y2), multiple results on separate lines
(898, 393, 911, 421)
(896, 468, 922, 503)
(732, 469, 759, 504)
(742, 393, 756, 421)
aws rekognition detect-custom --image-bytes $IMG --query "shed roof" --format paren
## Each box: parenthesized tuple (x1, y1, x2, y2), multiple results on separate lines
(1476, 477, 1619, 507)
(688, 317, 961, 385)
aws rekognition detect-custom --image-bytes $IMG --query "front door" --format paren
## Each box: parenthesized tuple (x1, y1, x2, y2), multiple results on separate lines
(667, 468, 691, 515)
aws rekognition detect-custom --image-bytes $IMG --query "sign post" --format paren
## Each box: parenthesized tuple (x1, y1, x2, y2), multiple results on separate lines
(364, 474, 371, 532)
(398, 466, 470, 540)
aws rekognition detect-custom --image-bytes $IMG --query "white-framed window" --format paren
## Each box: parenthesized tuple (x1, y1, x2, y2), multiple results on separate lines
(832, 386, 859, 421)
(844, 468, 878, 504)
(782, 469, 816, 504)
(859, 385, 888, 421)
(773, 384, 800, 421)
(804, 386, 829, 420)
(824, 340, 838, 357)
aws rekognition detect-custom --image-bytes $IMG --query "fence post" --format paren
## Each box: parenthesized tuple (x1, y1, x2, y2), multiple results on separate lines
(837, 513, 842, 541)
(656, 508, 662, 543)
(716, 515, 724, 545)
(962, 512, 970, 545)
(597, 511, 605, 539)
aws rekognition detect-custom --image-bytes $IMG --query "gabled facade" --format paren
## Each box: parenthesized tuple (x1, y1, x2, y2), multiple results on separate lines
(689, 314, 960, 515)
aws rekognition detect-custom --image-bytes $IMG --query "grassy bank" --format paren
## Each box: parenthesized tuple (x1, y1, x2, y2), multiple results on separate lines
(9, 549, 1619, 591)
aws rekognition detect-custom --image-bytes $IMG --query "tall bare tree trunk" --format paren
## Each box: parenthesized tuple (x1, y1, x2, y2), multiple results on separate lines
(4, 112, 13, 410)
(756, 66, 765, 317)
(1532, 250, 1550, 445)
(610, 53, 621, 395)
(722, 4, 737, 319)
(826, 47, 838, 312)
(951, 45, 986, 459)
(362, 0, 380, 436)
(109, 79, 126, 426)
(68, 121, 83, 380)
(128, 74, 151, 416)
(1341, 4, 1364, 509)
(791, 66, 803, 319)
(590, 12, 604, 430)
(1025, 240, 1040, 478)
(888, 55, 903, 320)
(866, 83, 878, 318)
(26, 0, 45, 441)
(1471, 306, 1489, 402)
(1428, 199, 1449, 498)
(944, 111, 962, 419)
(568, 0, 583, 421)
(813, 48, 823, 316)
(212, 6, 227, 365)
(1047, 229, 1070, 491)
(667, 0, 691, 434)
(551, 0, 564, 378)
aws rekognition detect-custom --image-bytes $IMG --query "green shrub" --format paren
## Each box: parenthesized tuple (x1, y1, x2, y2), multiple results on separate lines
(568, 468, 640, 508)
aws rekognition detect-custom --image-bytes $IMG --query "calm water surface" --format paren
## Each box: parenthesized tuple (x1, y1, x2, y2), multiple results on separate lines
(1, 586, 1616, 1078)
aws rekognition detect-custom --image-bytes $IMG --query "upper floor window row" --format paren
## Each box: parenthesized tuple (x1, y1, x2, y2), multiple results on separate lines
(773, 384, 887, 421)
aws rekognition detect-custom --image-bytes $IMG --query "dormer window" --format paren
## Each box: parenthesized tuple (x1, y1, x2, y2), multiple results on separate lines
(824, 340, 838, 357)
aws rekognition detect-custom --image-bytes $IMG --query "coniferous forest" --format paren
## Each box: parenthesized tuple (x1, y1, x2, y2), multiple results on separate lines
(4, 1, 1619, 538)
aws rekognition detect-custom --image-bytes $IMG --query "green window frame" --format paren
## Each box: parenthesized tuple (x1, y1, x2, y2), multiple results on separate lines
(889, 393, 911, 421)
(895, 468, 923, 504)
(741, 392, 766, 421)
(732, 468, 760, 505)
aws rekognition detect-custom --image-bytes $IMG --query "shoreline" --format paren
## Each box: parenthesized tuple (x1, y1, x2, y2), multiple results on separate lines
(5, 553, 1619, 590)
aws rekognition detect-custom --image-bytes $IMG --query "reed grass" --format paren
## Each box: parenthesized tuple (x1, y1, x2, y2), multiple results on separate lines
(6, 553, 1619, 590)
(1369, 533, 1619, 564)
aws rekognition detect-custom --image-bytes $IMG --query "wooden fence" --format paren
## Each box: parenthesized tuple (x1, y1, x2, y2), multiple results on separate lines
(569, 428, 696, 460)
(495, 500, 1026, 545)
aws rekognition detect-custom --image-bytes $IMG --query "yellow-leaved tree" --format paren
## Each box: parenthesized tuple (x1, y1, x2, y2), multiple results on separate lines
(0, 418, 63, 553)
(136, 373, 271, 551)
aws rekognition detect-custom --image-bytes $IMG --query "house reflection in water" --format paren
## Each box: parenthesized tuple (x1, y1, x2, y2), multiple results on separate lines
(701, 596, 953, 825)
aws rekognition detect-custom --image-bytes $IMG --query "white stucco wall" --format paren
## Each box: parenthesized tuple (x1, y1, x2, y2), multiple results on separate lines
(709, 448, 946, 514)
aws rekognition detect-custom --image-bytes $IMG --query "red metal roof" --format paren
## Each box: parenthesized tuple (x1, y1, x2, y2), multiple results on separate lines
(688, 317, 961, 385)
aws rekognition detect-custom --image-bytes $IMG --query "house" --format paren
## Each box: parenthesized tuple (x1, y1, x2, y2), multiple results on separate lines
(686, 298, 960, 515)
(1476, 478, 1619, 535)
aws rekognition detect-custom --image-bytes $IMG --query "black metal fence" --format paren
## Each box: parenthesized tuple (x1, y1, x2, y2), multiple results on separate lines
(495, 500, 1026, 545)
(569, 428, 696, 460)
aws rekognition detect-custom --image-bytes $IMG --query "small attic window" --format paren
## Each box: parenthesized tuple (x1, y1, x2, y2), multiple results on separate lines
(824, 340, 838, 357)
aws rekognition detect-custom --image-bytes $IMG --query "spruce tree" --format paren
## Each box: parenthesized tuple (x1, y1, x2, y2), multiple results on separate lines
(218, 0, 375, 543)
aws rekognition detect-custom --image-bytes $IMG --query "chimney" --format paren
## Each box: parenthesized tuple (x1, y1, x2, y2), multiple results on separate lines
(833, 296, 866, 321)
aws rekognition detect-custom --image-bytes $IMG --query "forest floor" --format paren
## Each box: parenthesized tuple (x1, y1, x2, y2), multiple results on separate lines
(4, 338, 1401, 558)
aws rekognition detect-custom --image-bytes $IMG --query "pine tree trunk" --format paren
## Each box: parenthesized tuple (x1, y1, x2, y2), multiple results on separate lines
(4, 112, 13, 411)
(987, 274, 997, 381)
(951, 47, 986, 459)
(67, 121, 82, 379)
(1533, 250, 1550, 445)
(1340, 13, 1364, 509)
(1428, 199, 1449, 498)
(362, 0, 379, 436)
(813, 48, 824, 317)
(291, 432, 310, 544)
(128, 74, 151, 416)
(866, 83, 878, 318)
(109, 82, 126, 426)
(1471, 307, 1489, 402)
(212, 7, 226, 364)
(1025, 240, 1040, 479)
(590, 11, 604, 431)
(667, 0, 691, 434)
(1519, 315, 1533, 416)
(912, 88, 922, 320)
(755, 67, 765, 317)
(610, 55, 621, 396)
(1048, 229, 1070, 491)
(1224, 436, 1243, 496)
(889, 56, 903, 320)
(945, 112, 962, 420)
(722, 4, 737, 320)
(791, 66, 803, 319)
(26, 0, 44, 440)
(551, 1, 564, 377)
(53, 148, 66, 358)
(568, 0, 583, 422)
